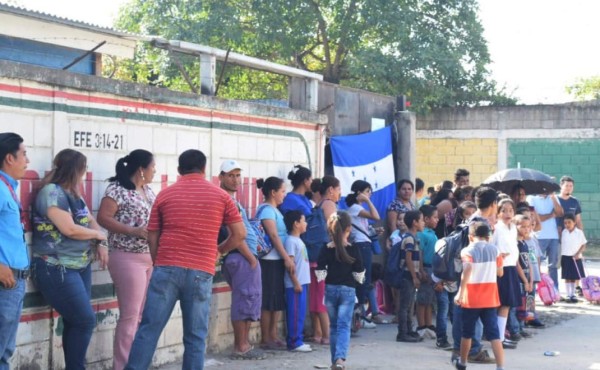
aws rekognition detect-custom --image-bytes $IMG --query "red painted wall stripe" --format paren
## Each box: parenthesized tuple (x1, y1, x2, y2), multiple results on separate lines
(19, 285, 232, 323)
(0, 83, 319, 131)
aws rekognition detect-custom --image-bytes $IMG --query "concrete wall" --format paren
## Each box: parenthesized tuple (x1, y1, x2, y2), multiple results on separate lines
(0, 60, 326, 369)
(416, 103, 600, 240)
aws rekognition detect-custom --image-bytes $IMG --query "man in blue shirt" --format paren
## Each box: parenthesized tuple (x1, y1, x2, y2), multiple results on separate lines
(0, 132, 29, 367)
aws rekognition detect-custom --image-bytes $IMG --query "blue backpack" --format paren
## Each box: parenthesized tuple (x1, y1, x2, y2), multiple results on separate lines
(249, 204, 274, 258)
(301, 203, 330, 262)
(384, 232, 410, 288)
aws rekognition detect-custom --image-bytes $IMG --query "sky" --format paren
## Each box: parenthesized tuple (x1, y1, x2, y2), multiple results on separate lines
(4, 0, 600, 105)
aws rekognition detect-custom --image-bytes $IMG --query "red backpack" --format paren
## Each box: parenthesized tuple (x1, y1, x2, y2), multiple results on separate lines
(537, 273, 560, 305)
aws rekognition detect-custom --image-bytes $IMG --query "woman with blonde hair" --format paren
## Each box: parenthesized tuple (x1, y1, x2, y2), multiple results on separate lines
(31, 149, 107, 370)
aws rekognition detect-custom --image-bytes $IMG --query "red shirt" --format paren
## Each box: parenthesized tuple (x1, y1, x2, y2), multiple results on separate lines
(148, 174, 242, 274)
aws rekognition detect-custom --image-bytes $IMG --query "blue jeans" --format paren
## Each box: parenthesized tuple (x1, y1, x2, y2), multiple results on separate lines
(435, 289, 455, 342)
(325, 285, 355, 365)
(508, 307, 520, 335)
(0, 278, 25, 369)
(355, 242, 378, 315)
(32, 258, 96, 370)
(538, 239, 560, 289)
(452, 304, 483, 355)
(125, 266, 213, 370)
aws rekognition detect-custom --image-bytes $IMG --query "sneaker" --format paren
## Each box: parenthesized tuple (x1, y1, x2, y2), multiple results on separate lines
(436, 339, 453, 350)
(417, 328, 426, 338)
(361, 319, 377, 329)
(502, 340, 517, 349)
(451, 350, 459, 363)
(291, 344, 312, 352)
(509, 332, 522, 341)
(453, 357, 467, 370)
(468, 349, 495, 364)
(424, 328, 437, 339)
(371, 314, 388, 324)
(525, 319, 545, 328)
(519, 330, 533, 338)
(408, 331, 421, 338)
(396, 333, 422, 343)
(568, 296, 579, 303)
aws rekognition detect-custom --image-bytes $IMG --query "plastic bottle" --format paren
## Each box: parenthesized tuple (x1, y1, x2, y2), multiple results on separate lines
(544, 351, 560, 356)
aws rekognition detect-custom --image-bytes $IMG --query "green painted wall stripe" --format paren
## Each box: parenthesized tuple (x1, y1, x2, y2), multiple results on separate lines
(0, 96, 313, 168)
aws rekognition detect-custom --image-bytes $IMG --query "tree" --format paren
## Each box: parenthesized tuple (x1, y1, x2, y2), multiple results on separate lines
(566, 76, 600, 101)
(113, 0, 515, 112)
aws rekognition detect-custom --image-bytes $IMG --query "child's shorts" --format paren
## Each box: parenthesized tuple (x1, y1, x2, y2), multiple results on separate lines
(461, 307, 500, 340)
(416, 281, 435, 305)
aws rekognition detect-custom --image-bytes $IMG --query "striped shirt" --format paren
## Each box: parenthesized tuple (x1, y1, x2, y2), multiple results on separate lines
(148, 174, 242, 274)
(460, 241, 502, 309)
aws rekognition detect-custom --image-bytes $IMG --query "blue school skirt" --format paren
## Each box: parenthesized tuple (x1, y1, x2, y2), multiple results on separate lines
(498, 265, 521, 307)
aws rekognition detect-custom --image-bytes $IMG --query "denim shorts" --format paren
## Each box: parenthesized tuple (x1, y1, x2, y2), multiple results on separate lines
(461, 307, 500, 340)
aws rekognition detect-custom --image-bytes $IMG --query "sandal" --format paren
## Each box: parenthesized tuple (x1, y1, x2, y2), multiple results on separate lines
(230, 346, 267, 360)
(260, 341, 286, 351)
(306, 336, 322, 343)
(320, 338, 330, 345)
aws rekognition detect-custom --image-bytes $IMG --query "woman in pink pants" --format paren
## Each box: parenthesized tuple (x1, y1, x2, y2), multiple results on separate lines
(97, 149, 156, 370)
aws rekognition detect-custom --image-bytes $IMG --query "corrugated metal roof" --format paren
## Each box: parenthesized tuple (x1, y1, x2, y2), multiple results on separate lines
(0, 2, 136, 38)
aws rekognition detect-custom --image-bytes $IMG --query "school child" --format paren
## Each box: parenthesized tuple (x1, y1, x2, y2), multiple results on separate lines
(561, 213, 587, 303)
(516, 206, 545, 329)
(454, 222, 505, 370)
(283, 211, 312, 352)
(416, 205, 438, 339)
(315, 211, 365, 370)
(515, 215, 535, 334)
(491, 199, 528, 350)
(396, 210, 426, 343)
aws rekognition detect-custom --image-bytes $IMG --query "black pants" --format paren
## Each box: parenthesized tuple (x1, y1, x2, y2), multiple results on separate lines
(397, 278, 415, 335)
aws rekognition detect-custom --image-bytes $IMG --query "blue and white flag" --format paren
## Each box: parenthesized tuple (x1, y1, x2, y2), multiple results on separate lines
(330, 126, 396, 217)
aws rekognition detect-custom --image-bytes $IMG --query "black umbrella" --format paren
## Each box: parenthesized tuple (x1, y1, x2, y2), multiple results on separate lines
(482, 168, 560, 195)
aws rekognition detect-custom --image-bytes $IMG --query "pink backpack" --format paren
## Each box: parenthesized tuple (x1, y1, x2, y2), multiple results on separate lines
(537, 273, 560, 305)
(581, 276, 600, 304)
(375, 280, 392, 315)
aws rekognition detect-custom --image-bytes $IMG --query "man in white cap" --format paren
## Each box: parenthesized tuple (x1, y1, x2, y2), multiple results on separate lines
(218, 160, 266, 360)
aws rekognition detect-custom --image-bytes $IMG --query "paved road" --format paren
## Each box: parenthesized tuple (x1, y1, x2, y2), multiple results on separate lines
(161, 261, 600, 370)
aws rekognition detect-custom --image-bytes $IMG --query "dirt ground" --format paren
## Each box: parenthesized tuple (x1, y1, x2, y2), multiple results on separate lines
(161, 261, 600, 370)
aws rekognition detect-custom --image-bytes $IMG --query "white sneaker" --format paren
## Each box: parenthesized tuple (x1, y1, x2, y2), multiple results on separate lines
(417, 328, 426, 338)
(361, 319, 377, 329)
(291, 344, 312, 352)
(425, 328, 437, 339)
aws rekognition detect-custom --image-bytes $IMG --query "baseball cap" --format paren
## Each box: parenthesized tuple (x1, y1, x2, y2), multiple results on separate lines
(220, 160, 242, 173)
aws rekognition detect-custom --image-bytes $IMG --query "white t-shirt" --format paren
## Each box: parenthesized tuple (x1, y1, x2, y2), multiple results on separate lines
(492, 220, 519, 266)
(561, 228, 587, 256)
(284, 235, 311, 288)
(348, 203, 371, 243)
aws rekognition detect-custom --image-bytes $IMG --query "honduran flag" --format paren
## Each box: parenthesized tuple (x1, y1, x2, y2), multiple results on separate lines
(330, 125, 396, 217)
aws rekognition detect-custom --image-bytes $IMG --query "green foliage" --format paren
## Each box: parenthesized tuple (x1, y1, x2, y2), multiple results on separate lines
(113, 0, 515, 112)
(566, 76, 600, 101)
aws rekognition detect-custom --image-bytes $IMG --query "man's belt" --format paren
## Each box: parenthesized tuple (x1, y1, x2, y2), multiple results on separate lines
(11, 268, 30, 279)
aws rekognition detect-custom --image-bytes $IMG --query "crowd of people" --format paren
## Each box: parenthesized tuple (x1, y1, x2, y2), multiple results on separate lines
(0, 132, 587, 370)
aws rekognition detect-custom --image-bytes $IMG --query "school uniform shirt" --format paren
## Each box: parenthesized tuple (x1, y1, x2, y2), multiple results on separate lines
(460, 241, 502, 309)
(284, 235, 311, 288)
(517, 240, 530, 279)
(417, 227, 437, 266)
(492, 221, 518, 267)
(258, 203, 288, 260)
(348, 203, 371, 244)
(561, 228, 587, 256)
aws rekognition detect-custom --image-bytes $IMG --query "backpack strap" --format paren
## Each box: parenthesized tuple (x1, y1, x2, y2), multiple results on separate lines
(352, 223, 371, 239)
